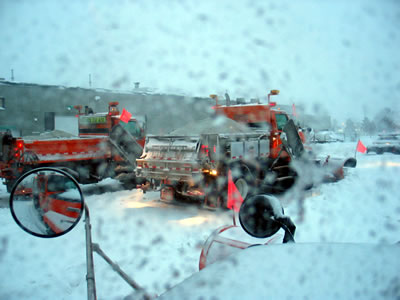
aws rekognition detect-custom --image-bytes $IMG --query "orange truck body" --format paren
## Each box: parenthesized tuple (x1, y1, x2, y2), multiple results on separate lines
(34, 173, 83, 234)
(21, 137, 115, 164)
(1, 102, 146, 191)
(213, 102, 291, 160)
(136, 93, 299, 205)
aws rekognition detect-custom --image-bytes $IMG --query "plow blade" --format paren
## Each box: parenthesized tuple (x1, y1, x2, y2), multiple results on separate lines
(283, 119, 357, 185)
(315, 156, 357, 182)
(110, 124, 143, 167)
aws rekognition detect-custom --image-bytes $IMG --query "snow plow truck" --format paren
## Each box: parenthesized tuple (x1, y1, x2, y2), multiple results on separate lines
(136, 90, 356, 207)
(0, 102, 145, 192)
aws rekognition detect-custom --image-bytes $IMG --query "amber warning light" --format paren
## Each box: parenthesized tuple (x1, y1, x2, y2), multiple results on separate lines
(268, 89, 280, 104)
(270, 90, 280, 95)
(210, 94, 219, 106)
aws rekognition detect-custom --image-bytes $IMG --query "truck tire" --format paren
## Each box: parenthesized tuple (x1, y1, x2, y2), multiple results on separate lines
(115, 172, 137, 190)
(7, 165, 35, 193)
(6, 180, 15, 193)
(234, 177, 249, 200)
(203, 178, 226, 209)
(226, 164, 258, 204)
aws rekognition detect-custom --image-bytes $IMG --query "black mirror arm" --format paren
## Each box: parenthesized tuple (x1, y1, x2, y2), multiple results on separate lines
(92, 243, 152, 299)
(84, 203, 97, 300)
(277, 216, 296, 243)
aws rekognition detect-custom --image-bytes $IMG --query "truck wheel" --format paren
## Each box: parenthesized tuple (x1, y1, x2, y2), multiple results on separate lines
(216, 176, 254, 209)
(234, 178, 249, 200)
(6, 165, 34, 193)
(376, 149, 383, 155)
(205, 192, 224, 209)
(115, 172, 137, 190)
(6, 180, 15, 193)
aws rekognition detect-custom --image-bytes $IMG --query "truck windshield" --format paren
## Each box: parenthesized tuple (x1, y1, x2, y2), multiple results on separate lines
(275, 114, 289, 131)
(47, 175, 75, 192)
(247, 122, 271, 131)
(120, 121, 143, 138)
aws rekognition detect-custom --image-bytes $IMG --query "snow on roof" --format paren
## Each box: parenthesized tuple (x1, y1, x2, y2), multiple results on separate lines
(168, 115, 257, 135)
(23, 130, 76, 140)
(0, 80, 159, 96)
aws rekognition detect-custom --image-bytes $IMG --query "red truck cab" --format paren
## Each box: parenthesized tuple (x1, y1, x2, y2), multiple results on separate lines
(212, 93, 290, 159)
(76, 102, 146, 147)
(33, 173, 82, 234)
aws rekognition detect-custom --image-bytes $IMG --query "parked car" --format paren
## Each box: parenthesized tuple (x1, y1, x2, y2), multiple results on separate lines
(312, 130, 344, 143)
(367, 133, 400, 155)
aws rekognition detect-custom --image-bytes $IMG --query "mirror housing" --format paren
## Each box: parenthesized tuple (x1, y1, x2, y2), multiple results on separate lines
(239, 194, 295, 242)
(9, 167, 84, 238)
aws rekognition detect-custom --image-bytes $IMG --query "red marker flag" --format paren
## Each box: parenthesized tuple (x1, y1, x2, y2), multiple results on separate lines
(356, 140, 367, 154)
(120, 108, 132, 123)
(227, 170, 244, 212)
(292, 103, 297, 117)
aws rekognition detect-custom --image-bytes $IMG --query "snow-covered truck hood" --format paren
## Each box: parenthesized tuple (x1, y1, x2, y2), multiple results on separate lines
(160, 242, 400, 300)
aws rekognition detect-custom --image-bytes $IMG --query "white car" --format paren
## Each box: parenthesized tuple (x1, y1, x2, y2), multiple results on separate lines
(313, 130, 344, 143)
(367, 134, 400, 155)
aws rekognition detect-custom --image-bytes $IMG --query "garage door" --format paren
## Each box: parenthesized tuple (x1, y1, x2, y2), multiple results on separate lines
(55, 115, 78, 136)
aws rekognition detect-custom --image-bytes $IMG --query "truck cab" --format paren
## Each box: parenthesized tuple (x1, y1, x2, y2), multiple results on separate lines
(32, 173, 82, 234)
(76, 102, 146, 147)
(212, 92, 290, 159)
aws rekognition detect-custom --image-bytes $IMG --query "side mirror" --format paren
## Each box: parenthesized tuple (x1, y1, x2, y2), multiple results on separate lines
(239, 194, 295, 243)
(9, 167, 84, 238)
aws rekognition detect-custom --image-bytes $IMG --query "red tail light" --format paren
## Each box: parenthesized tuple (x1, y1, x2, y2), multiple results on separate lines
(201, 145, 209, 156)
(272, 137, 281, 149)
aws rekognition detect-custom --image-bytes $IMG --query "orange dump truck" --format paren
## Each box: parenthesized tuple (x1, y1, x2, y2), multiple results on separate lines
(1, 102, 145, 192)
(136, 91, 356, 207)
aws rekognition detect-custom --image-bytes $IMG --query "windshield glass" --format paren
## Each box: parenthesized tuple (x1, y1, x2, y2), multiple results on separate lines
(378, 135, 399, 140)
(120, 120, 143, 139)
(47, 175, 75, 192)
(275, 113, 289, 131)
(247, 122, 271, 132)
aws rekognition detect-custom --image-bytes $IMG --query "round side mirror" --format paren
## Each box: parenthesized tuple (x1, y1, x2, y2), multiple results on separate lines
(9, 167, 84, 238)
(239, 194, 284, 238)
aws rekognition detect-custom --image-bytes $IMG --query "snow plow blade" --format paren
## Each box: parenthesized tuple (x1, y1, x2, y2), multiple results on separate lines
(314, 156, 356, 182)
(110, 124, 143, 167)
(283, 119, 356, 184)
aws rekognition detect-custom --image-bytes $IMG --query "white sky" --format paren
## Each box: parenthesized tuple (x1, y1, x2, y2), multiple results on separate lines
(0, 0, 399, 121)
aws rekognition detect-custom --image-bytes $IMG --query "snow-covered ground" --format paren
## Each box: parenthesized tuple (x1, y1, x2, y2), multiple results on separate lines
(1, 139, 400, 299)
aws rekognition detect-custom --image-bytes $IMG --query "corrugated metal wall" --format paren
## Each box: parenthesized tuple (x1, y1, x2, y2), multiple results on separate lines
(0, 82, 214, 136)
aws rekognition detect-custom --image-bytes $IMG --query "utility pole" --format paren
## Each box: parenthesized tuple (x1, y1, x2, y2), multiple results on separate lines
(11, 69, 14, 81)
(89, 74, 92, 88)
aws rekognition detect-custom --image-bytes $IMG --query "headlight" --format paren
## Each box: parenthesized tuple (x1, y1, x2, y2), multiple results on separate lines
(209, 169, 218, 176)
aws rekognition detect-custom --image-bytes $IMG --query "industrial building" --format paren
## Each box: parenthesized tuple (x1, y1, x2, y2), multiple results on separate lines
(0, 80, 213, 136)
